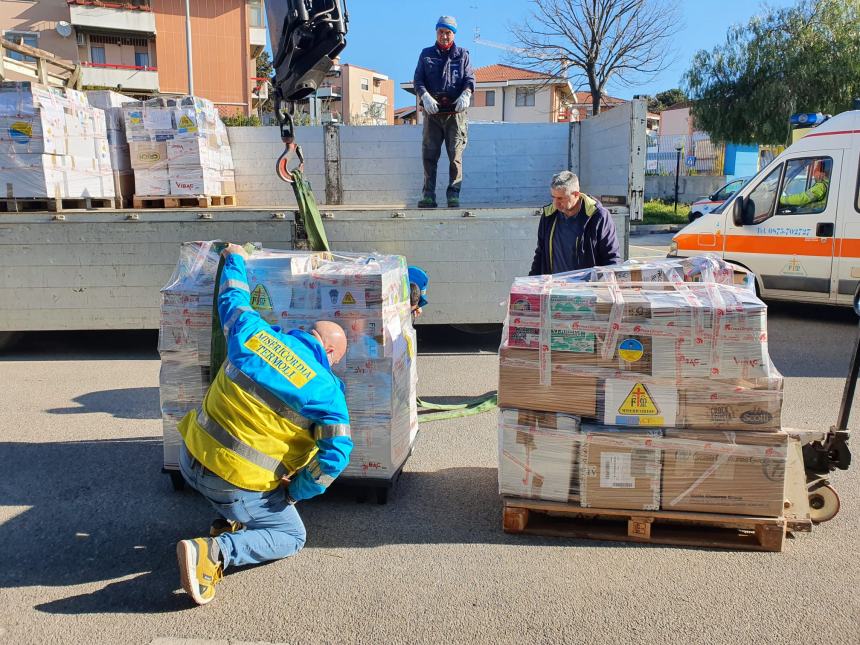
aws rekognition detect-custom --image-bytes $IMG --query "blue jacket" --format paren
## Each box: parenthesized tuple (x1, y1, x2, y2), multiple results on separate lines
(217, 253, 352, 501)
(413, 44, 475, 103)
(529, 194, 622, 275)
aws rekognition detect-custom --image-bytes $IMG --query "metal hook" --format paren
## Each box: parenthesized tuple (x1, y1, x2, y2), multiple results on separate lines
(276, 143, 305, 183)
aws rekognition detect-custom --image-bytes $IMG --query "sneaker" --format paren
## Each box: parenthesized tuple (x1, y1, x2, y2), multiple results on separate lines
(177, 537, 223, 606)
(447, 197, 460, 208)
(209, 518, 244, 537)
(417, 196, 437, 208)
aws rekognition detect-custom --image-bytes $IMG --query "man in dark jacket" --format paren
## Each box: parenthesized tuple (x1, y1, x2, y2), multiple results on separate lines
(529, 170, 621, 275)
(413, 15, 475, 208)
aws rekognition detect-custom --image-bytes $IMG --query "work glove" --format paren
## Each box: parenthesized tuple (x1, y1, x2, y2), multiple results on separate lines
(421, 92, 439, 115)
(454, 89, 472, 112)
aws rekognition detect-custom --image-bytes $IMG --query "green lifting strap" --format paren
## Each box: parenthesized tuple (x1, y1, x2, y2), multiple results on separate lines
(291, 169, 331, 252)
(416, 392, 498, 423)
(209, 245, 229, 380)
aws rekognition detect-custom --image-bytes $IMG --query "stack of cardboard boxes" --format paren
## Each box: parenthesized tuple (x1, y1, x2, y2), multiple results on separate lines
(86, 90, 137, 206)
(498, 256, 789, 517)
(0, 82, 115, 200)
(123, 96, 236, 198)
(159, 242, 418, 481)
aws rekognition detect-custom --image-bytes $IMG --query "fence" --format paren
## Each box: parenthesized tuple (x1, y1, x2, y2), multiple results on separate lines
(647, 134, 725, 176)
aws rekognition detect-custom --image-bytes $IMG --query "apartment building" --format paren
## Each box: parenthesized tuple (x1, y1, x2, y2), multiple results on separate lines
(1, 0, 265, 115)
(309, 61, 395, 125)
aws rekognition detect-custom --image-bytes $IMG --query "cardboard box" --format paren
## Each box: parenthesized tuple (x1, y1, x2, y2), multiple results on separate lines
(579, 425, 662, 510)
(498, 408, 580, 502)
(678, 388, 781, 431)
(498, 346, 599, 417)
(129, 142, 168, 170)
(168, 165, 222, 195)
(603, 378, 678, 427)
(0, 153, 65, 198)
(662, 430, 788, 516)
(135, 169, 169, 195)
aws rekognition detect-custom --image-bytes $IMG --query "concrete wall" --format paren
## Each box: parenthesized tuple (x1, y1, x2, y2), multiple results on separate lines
(645, 175, 728, 203)
(228, 122, 570, 207)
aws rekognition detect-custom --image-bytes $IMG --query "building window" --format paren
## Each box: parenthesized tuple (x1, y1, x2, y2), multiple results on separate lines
(248, 0, 265, 28)
(485, 90, 495, 107)
(361, 78, 369, 91)
(135, 51, 150, 68)
(516, 87, 535, 107)
(90, 46, 106, 65)
(4, 31, 38, 63)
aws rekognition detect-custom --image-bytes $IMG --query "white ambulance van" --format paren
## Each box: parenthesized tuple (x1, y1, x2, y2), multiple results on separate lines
(669, 107, 860, 305)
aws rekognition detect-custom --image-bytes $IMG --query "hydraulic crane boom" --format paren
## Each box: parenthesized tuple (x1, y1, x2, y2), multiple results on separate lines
(267, 0, 348, 181)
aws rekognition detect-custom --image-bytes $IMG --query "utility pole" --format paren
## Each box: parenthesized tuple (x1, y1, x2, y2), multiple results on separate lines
(185, 0, 194, 95)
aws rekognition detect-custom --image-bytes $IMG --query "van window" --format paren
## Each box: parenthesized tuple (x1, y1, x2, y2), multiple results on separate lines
(714, 179, 744, 201)
(777, 157, 832, 214)
(747, 164, 783, 223)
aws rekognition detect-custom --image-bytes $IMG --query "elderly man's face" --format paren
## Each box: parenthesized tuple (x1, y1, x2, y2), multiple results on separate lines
(436, 28, 454, 48)
(551, 187, 580, 214)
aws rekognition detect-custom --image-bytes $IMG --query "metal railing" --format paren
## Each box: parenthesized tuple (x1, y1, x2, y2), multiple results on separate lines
(646, 134, 726, 176)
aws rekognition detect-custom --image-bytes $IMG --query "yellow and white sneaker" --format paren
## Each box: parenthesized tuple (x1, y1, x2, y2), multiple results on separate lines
(176, 537, 223, 605)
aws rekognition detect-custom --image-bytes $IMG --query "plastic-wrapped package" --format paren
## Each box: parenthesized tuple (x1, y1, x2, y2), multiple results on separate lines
(498, 257, 782, 430)
(0, 81, 115, 199)
(123, 95, 235, 198)
(497, 410, 789, 517)
(158, 242, 418, 478)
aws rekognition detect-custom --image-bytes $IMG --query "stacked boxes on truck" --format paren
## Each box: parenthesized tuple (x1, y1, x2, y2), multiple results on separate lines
(497, 256, 789, 518)
(158, 243, 418, 482)
(0, 82, 115, 201)
(86, 90, 137, 206)
(123, 96, 235, 198)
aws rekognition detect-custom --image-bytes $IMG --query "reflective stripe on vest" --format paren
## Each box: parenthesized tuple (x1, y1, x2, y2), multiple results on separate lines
(315, 423, 351, 440)
(222, 278, 250, 294)
(224, 361, 312, 430)
(222, 305, 254, 336)
(196, 409, 288, 478)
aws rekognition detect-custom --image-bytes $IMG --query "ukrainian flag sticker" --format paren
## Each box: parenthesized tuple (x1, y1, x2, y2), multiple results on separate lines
(618, 338, 644, 363)
(9, 121, 32, 144)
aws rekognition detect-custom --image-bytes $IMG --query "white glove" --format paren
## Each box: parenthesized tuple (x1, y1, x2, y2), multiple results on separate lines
(421, 92, 439, 115)
(454, 89, 472, 112)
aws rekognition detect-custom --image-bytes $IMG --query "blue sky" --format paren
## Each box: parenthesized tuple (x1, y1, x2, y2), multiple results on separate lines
(268, 0, 797, 108)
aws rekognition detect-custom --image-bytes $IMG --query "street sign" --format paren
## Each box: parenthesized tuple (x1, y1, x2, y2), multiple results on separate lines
(685, 155, 696, 168)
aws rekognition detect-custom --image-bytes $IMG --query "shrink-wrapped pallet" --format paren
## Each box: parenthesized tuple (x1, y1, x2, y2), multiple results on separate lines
(158, 242, 418, 479)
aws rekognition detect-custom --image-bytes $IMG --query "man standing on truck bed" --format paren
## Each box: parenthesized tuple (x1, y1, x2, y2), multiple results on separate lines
(413, 15, 475, 209)
(529, 171, 621, 275)
(175, 243, 352, 606)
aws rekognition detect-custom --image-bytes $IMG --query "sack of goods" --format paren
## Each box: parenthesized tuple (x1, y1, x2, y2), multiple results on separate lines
(86, 90, 138, 204)
(0, 82, 115, 200)
(122, 96, 235, 198)
(497, 256, 790, 518)
(159, 242, 418, 481)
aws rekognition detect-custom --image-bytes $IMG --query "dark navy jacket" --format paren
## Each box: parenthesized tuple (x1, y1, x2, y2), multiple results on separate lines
(413, 44, 476, 103)
(529, 194, 622, 275)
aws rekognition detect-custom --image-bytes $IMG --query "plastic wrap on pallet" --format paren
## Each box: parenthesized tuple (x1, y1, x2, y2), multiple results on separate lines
(498, 410, 788, 516)
(498, 256, 782, 430)
(0, 82, 115, 199)
(87, 90, 136, 200)
(158, 242, 418, 477)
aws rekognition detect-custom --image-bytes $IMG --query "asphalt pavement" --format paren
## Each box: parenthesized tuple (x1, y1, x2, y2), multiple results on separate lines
(1, 240, 858, 644)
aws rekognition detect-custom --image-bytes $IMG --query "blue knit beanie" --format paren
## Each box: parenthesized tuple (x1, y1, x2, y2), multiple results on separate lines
(436, 15, 457, 33)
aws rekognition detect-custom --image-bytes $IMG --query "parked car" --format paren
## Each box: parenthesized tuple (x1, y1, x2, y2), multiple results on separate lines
(688, 177, 750, 222)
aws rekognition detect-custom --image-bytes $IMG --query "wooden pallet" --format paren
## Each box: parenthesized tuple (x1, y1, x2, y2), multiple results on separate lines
(0, 196, 121, 213)
(132, 194, 237, 209)
(502, 497, 789, 552)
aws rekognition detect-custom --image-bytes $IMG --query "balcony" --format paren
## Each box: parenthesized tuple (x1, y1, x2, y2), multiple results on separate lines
(316, 85, 341, 99)
(68, 1, 156, 34)
(81, 62, 159, 92)
(249, 27, 266, 57)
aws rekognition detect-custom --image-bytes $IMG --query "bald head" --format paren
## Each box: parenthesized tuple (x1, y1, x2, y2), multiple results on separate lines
(311, 320, 347, 365)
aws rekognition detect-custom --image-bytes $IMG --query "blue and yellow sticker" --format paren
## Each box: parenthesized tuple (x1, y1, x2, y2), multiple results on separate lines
(618, 338, 644, 363)
(9, 121, 33, 144)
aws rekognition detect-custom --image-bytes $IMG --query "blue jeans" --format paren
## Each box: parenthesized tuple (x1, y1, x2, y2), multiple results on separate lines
(179, 443, 306, 570)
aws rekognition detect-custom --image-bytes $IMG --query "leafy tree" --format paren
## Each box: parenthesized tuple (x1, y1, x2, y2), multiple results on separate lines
(255, 50, 275, 115)
(646, 88, 687, 112)
(510, 0, 682, 115)
(684, 0, 860, 144)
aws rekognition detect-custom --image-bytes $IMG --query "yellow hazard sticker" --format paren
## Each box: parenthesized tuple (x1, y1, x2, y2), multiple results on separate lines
(245, 330, 316, 388)
(342, 291, 356, 305)
(250, 284, 273, 311)
(618, 382, 659, 416)
(178, 114, 197, 132)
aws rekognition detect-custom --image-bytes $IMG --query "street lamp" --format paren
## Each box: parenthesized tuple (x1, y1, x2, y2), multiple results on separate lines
(673, 141, 683, 215)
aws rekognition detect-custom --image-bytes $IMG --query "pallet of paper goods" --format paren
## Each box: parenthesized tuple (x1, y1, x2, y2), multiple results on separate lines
(497, 256, 812, 551)
(158, 242, 418, 503)
(123, 96, 237, 208)
(0, 82, 120, 212)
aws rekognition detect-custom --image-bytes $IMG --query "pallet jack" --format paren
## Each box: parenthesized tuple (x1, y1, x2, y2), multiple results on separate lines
(797, 295, 856, 522)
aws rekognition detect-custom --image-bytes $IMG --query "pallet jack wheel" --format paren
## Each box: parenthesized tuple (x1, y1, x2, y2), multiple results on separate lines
(808, 484, 840, 523)
(168, 470, 186, 492)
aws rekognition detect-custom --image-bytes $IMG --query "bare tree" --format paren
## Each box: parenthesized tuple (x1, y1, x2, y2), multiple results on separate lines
(510, 0, 681, 116)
